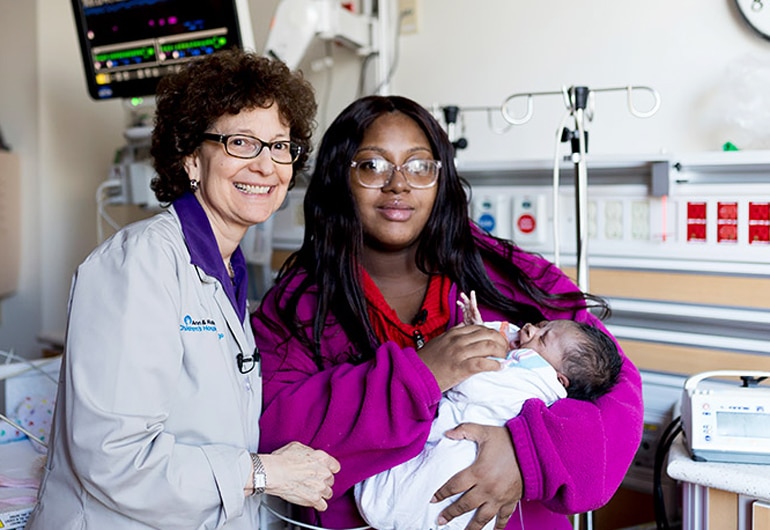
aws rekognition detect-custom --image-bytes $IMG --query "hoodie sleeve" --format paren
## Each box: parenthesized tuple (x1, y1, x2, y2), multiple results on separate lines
(252, 281, 443, 497)
(495, 252, 644, 514)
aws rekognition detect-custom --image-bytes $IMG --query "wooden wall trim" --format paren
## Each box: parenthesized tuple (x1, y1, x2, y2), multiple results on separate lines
(619, 339, 770, 375)
(561, 267, 770, 309)
(708, 488, 738, 530)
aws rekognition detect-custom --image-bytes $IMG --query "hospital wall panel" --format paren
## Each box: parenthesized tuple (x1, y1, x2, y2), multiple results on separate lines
(619, 340, 769, 377)
(560, 266, 770, 376)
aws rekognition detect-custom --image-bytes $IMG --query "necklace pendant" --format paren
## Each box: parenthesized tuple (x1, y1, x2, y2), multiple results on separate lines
(412, 329, 425, 350)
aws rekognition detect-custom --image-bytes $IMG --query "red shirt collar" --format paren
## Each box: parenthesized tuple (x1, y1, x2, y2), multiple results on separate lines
(362, 269, 451, 350)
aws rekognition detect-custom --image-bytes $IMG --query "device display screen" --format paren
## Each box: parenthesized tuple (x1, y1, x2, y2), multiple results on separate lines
(71, 0, 246, 100)
(716, 411, 770, 439)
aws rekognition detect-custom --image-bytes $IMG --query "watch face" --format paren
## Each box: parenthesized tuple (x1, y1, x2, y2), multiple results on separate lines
(735, 0, 770, 40)
(254, 473, 267, 489)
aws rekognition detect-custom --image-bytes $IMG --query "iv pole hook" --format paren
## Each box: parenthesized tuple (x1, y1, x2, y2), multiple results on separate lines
(626, 85, 661, 118)
(501, 93, 534, 125)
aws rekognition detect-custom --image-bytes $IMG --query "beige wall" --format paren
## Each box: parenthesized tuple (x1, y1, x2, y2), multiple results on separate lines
(0, 0, 767, 357)
(392, 1, 770, 160)
(0, 1, 41, 357)
(37, 1, 125, 346)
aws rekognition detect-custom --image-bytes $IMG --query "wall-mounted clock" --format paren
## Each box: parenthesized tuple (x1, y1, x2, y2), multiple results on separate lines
(735, 0, 770, 40)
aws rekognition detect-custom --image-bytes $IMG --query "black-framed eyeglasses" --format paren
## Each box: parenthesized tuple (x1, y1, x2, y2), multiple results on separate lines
(350, 158, 442, 189)
(202, 133, 301, 164)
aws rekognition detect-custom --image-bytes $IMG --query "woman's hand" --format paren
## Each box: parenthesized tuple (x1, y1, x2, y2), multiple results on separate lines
(431, 424, 522, 530)
(418, 324, 507, 392)
(260, 442, 341, 511)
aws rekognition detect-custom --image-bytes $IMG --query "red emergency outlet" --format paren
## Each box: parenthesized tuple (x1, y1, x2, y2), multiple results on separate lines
(749, 202, 770, 221)
(749, 225, 770, 244)
(717, 202, 738, 220)
(749, 201, 770, 244)
(718, 224, 738, 243)
(686, 201, 707, 242)
(717, 202, 738, 243)
(687, 224, 707, 242)
(687, 202, 707, 220)
(517, 214, 536, 234)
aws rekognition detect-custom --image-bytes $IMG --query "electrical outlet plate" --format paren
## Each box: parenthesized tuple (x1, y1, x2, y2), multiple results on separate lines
(604, 200, 624, 240)
(587, 200, 598, 239)
(631, 200, 651, 241)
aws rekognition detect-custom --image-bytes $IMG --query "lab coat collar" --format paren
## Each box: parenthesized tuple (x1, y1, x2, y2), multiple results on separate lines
(174, 192, 248, 322)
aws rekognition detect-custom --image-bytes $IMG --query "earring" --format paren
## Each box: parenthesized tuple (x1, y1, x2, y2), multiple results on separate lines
(189, 179, 199, 192)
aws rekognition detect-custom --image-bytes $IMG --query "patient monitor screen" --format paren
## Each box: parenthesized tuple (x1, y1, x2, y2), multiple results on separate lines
(71, 0, 249, 100)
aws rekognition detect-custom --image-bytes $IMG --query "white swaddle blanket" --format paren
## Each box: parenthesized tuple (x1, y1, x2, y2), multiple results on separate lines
(355, 323, 566, 530)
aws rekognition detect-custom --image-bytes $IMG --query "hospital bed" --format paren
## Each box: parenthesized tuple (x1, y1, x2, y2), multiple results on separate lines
(0, 352, 59, 529)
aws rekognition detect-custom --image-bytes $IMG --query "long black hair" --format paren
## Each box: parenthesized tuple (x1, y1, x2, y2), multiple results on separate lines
(259, 95, 608, 368)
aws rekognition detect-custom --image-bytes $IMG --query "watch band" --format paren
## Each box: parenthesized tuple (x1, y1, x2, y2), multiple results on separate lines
(250, 453, 266, 496)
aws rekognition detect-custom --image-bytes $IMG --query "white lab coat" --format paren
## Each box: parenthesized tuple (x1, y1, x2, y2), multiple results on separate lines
(26, 207, 263, 529)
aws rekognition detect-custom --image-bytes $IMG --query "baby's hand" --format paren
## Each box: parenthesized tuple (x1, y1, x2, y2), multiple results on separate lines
(457, 290, 483, 326)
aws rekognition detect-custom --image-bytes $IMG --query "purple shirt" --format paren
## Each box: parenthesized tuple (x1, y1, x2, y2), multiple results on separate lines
(175, 192, 248, 321)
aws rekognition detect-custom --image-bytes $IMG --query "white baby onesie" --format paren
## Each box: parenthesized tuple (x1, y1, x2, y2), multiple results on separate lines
(355, 322, 566, 530)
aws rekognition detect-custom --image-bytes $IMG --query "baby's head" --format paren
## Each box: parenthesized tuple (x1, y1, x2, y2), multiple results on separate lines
(518, 320, 622, 401)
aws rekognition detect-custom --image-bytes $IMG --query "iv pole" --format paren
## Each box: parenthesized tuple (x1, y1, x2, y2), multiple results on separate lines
(443, 85, 660, 292)
(570, 86, 590, 291)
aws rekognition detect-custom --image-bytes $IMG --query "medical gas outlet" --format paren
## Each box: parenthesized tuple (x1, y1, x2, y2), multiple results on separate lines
(471, 192, 548, 246)
(512, 195, 546, 245)
(472, 194, 508, 239)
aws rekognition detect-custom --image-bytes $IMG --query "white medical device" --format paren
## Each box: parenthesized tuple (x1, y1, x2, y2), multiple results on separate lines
(681, 370, 770, 464)
(265, 0, 377, 70)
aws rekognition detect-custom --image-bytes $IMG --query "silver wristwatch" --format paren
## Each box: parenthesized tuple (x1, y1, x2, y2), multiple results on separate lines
(250, 453, 266, 496)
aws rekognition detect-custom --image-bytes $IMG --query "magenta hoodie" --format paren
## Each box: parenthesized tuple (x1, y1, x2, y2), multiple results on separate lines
(252, 231, 643, 529)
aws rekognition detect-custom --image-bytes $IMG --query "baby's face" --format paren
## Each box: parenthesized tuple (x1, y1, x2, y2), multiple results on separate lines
(517, 320, 582, 373)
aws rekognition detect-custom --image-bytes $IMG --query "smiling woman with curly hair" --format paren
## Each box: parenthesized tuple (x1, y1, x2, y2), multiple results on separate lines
(27, 49, 340, 530)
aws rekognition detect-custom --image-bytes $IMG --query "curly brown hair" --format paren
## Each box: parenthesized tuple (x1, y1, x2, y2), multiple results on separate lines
(150, 48, 317, 203)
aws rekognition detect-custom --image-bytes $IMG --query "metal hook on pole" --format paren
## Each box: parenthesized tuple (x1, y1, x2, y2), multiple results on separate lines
(486, 108, 514, 135)
(626, 85, 661, 118)
(588, 85, 661, 118)
(501, 93, 535, 126)
(501, 89, 573, 126)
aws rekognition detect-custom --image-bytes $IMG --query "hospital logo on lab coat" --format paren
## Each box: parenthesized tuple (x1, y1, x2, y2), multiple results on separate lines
(180, 315, 219, 334)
